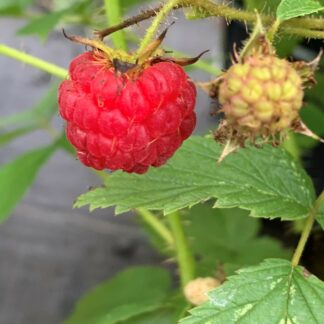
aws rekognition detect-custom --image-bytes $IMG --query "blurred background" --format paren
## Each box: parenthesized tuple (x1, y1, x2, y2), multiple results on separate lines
(0, 0, 323, 323)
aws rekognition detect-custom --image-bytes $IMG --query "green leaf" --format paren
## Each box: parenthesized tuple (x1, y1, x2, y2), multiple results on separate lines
(75, 136, 315, 221)
(0, 83, 58, 130)
(17, 10, 67, 41)
(17, 2, 90, 40)
(181, 259, 324, 324)
(184, 205, 291, 276)
(277, 0, 324, 21)
(122, 295, 189, 324)
(0, 0, 34, 10)
(0, 144, 56, 223)
(123, 308, 179, 324)
(0, 0, 34, 15)
(65, 266, 172, 324)
(0, 127, 35, 147)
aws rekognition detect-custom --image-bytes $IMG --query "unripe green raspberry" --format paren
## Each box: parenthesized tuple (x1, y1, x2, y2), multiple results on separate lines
(218, 54, 303, 134)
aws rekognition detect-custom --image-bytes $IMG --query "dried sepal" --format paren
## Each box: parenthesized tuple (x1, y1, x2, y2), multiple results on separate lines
(292, 120, 324, 143)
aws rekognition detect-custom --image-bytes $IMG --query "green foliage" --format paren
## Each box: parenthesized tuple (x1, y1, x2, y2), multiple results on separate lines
(75, 136, 316, 221)
(17, 10, 67, 41)
(119, 0, 152, 13)
(65, 266, 175, 324)
(183, 205, 291, 276)
(0, 85, 61, 223)
(0, 127, 35, 147)
(0, 0, 34, 15)
(17, 1, 92, 40)
(0, 83, 58, 130)
(277, 0, 324, 21)
(0, 144, 56, 223)
(181, 259, 324, 324)
(104, 0, 128, 51)
(299, 70, 324, 149)
(300, 103, 324, 137)
(317, 200, 324, 229)
(122, 295, 188, 324)
(244, 0, 281, 12)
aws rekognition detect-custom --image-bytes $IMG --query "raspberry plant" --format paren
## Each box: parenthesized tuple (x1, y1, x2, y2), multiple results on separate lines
(58, 30, 198, 173)
(0, 0, 324, 323)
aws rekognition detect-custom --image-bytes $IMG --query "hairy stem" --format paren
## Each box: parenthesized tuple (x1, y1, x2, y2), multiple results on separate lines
(167, 211, 195, 288)
(267, 19, 281, 42)
(97, 0, 324, 42)
(291, 191, 324, 267)
(180, 0, 324, 39)
(104, 0, 128, 50)
(281, 26, 324, 40)
(95, 6, 168, 40)
(137, 0, 179, 55)
(0, 44, 67, 79)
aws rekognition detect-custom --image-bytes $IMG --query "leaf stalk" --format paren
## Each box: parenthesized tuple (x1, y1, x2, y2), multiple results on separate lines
(0, 44, 67, 79)
(96, 0, 324, 41)
(167, 211, 195, 288)
(104, 0, 128, 51)
(136, 0, 179, 55)
(137, 208, 175, 248)
(291, 191, 324, 267)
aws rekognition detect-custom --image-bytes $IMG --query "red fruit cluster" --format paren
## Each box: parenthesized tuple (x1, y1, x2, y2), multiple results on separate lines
(58, 52, 196, 174)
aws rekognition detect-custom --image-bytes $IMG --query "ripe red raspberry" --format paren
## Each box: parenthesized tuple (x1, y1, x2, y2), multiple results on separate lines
(58, 51, 196, 174)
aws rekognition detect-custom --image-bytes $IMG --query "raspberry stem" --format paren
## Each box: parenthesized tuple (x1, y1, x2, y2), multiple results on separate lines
(104, 0, 128, 51)
(98, 0, 324, 41)
(167, 211, 195, 288)
(137, 208, 175, 248)
(136, 0, 179, 56)
(291, 191, 324, 267)
(0, 44, 67, 79)
(267, 19, 281, 42)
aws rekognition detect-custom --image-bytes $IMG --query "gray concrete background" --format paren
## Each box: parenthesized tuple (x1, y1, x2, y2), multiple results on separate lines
(0, 9, 223, 324)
